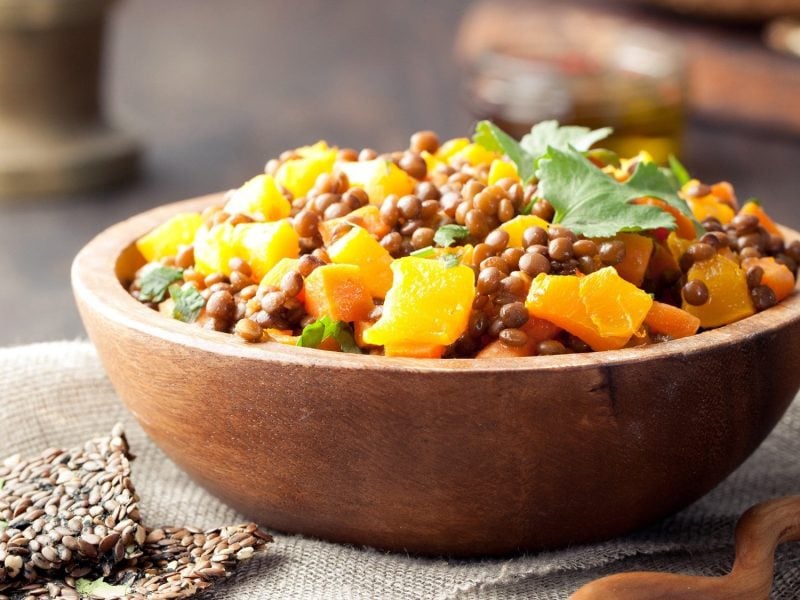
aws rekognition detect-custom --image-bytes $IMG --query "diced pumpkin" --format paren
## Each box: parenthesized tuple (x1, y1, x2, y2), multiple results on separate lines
(525, 267, 652, 351)
(258, 257, 301, 293)
(449, 142, 499, 167)
(710, 181, 737, 209)
(741, 257, 796, 302)
(632, 197, 697, 239)
(666, 232, 692, 263)
(303, 264, 374, 322)
(687, 195, 735, 225)
(646, 240, 680, 282)
(579, 267, 654, 338)
(265, 329, 299, 345)
(319, 205, 390, 245)
(136, 212, 203, 262)
(593, 232, 653, 287)
(233, 220, 300, 281)
(275, 143, 338, 198)
(435, 137, 469, 162)
(327, 226, 394, 298)
(487, 159, 519, 185)
(739, 200, 781, 237)
(338, 159, 416, 205)
(224, 174, 291, 221)
(421, 150, 445, 174)
(683, 254, 754, 328)
(498, 214, 551, 248)
(193, 222, 237, 275)
(362, 257, 475, 348)
(475, 317, 560, 358)
(644, 301, 701, 339)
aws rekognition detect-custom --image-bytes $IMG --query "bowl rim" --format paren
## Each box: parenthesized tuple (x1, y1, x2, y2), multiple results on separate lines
(72, 193, 800, 374)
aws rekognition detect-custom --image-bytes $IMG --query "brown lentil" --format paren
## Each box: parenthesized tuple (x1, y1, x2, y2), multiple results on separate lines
(410, 130, 439, 154)
(537, 339, 568, 355)
(499, 302, 528, 328)
(751, 285, 778, 311)
(682, 280, 710, 306)
(499, 328, 528, 347)
(234, 318, 263, 342)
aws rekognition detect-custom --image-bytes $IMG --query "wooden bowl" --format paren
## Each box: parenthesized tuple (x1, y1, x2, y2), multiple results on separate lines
(71, 194, 800, 557)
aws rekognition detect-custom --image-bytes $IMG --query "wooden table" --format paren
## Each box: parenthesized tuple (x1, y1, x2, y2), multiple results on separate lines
(1, 0, 799, 345)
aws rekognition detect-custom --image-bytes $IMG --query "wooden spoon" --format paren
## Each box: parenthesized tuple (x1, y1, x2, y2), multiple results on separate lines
(570, 495, 800, 600)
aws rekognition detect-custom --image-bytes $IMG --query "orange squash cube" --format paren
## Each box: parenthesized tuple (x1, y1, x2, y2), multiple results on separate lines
(303, 264, 374, 323)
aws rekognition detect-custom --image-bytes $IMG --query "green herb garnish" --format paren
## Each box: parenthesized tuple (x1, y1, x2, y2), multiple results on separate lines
(168, 284, 205, 323)
(473, 120, 613, 184)
(520, 120, 613, 159)
(536, 146, 700, 238)
(439, 253, 460, 268)
(433, 224, 469, 247)
(75, 578, 131, 599)
(410, 246, 436, 258)
(139, 265, 184, 303)
(668, 154, 691, 187)
(297, 316, 362, 353)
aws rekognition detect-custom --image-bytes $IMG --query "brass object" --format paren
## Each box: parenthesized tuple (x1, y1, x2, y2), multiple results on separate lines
(0, 0, 139, 197)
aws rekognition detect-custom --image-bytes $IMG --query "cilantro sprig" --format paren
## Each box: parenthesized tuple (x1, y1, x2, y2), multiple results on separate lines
(139, 265, 184, 303)
(297, 316, 361, 353)
(168, 284, 205, 323)
(433, 224, 469, 247)
(75, 578, 131, 599)
(668, 154, 691, 186)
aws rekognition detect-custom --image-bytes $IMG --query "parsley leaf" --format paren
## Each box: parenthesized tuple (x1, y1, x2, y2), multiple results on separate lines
(75, 578, 131, 599)
(536, 146, 697, 237)
(473, 120, 537, 183)
(434, 224, 469, 247)
(168, 284, 205, 323)
(297, 316, 362, 353)
(520, 120, 613, 158)
(139, 265, 183, 303)
(439, 253, 460, 268)
(668, 154, 691, 187)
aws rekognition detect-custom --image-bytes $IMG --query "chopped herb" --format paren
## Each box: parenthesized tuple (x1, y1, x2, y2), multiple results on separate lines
(473, 120, 613, 185)
(433, 224, 469, 247)
(536, 146, 700, 238)
(168, 284, 205, 323)
(0, 477, 4, 491)
(138, 265, 184, 303)
(297, 316, 362, 353)
(75, 578, 131, 599)
(520, 120, 613, 158)
(439, 253, 460, 268)
(410, 246, 436, 258)
(473, 120, 537, 184)
(746, 197, 762, 206)
(0, 521, 6, 531)
(519, 197, 538, 216)
(668, 154, 691, 187)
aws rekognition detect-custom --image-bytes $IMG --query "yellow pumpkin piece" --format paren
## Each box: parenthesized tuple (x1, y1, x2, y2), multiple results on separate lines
(435, 137, 469, 162)
(593, 233, 653, 286)
(683, 254, 755, 328)
(421, 150, 445, 175)
(136, 212, 203, 262)
(498, 215, 551, 248)
(687, 196, 735, 225)
(666, 232, 692, 263)
(328, 226, 394, 299)
(265, 328, 299, 345)
(258, 257, 300, 293)
(275, 143, 337, 198)
(295, 140, 333, 158)
(338, 158, 416, 205)
(193, 222, 237, 276)
(739, 200, 781, 236)
(363, 257, 476, 348)
(319, 205, 390, 245)
(427, 244, 474, 266)
(303, 264, 374, 323)
(449, 142, 499, 167)
(487, 159, 519, 185)
(224, 174, 291, 222)
(233, 220, 300, 281)
(579, 267, 653, 338)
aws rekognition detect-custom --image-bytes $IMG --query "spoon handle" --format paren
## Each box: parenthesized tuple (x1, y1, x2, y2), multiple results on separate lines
(570, 495, 800, 600)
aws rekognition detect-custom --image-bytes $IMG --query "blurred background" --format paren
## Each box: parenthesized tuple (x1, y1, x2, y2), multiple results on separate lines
(2, 0, 800, 345)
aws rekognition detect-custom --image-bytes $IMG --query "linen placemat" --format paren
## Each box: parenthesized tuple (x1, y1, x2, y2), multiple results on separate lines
(1, 341, 798, 599)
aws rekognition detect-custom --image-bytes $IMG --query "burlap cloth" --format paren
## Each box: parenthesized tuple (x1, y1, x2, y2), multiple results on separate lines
(1, 341, 798, 599)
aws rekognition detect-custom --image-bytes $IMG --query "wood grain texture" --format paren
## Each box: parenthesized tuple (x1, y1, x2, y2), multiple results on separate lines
(570, 495, 800, 599)
(71, 195, 800, 556)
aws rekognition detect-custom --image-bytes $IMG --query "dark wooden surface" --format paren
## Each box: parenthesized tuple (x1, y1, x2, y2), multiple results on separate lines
(2, 0, 800, 346)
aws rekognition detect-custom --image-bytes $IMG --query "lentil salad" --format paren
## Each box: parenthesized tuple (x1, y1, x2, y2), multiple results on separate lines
(129, 121, 799, 358)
